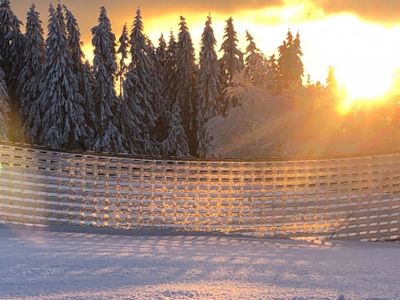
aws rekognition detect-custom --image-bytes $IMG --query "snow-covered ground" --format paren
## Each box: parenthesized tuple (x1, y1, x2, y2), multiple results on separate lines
(0, 226, 399, 300)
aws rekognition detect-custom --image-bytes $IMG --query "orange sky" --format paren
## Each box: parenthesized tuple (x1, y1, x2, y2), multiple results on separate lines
(11, 0, 400, 104)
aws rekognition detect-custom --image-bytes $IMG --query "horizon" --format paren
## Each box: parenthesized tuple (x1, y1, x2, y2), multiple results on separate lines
(11, 0, 400, 106)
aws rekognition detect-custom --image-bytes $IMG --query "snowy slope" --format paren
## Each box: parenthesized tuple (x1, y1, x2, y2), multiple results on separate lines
(0, 226, 399, 299)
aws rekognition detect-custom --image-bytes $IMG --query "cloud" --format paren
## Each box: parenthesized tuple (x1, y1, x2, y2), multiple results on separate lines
(317, 0, 400, 22)
(113, 0, 284, 15)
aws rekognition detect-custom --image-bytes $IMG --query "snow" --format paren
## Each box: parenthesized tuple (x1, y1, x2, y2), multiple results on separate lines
(0, 226, 399, 299)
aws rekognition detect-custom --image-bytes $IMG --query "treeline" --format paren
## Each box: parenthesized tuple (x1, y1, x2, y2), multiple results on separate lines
(0, 1, 306, 158)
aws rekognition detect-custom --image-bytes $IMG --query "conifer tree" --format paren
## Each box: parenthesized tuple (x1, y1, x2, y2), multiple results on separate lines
(265, 54, 279, 93)
(278, 30, 304, 89)
(35, 4, 90, 150)
(124, 8, 158, 155)
(0, 0, 24, 91)
(197, 16, 221, 158)
(64, 5, 95, 144)
(244, 31, 267, 86)
(117, 24, 129, 95)
(0, 0, 25, 141)
(152, 34, 170, 143)
(176, 16, 198, 155)
(163, 32, 178, 110)
(146, 35, 165, 126)
(17, 4, 45, 122)
(156, 34, 168, 70)
(91, 7, 125, 153)
(326, 66, 338, 92)
(220, 17, 243, 84)
(219, 17, 243, 113)
(161, 102, 190, 158)
(324, 66, 339, 108)
(0, 64, 10, 140)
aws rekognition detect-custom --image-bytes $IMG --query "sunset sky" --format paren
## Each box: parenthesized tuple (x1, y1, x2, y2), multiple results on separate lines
(11, 0, 400, 104)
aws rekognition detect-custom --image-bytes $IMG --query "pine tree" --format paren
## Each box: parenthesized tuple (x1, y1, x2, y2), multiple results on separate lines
(91, 7, 125, 153)
(64, 5, 95, 144)
(176, 16, 198, 155)
(219, 17, 244, 114)
(0, 64, 10, 140)
(244, 31, 267, 86)
(197, 16, 221, 158)
(161, 102, 190, 158)
(278, 30, 304, 89)
(117, 23, 129, 95)
(123, 8, 157, 155)
(17, 4, 45, 124)
(35, 4, 90, 150)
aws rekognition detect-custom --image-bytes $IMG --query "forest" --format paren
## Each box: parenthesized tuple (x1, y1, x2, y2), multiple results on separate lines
(0, 0, 399, 159)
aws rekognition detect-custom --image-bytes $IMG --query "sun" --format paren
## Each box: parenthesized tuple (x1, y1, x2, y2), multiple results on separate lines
(334, 50, 397, 114)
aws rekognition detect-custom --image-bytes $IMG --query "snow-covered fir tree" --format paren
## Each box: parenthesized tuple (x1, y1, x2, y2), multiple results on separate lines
(220, 17, 243, 84)
(278, 30, 304, 89)
(219, 17, 244, 114)
(156, 34, 168, 70)
(244, 31, 267, 87)
(151, 33, 170, 144)
(0, 0, 24, 90)
(176, 16, 198, 156)
(0, 64, 10, 140)
(82, 59, 97, 134)
(64, 5, 95, 141)
(162, 32, 178, 110)
(91, 7, 125, 153)
(34, 4, 90, 150)
(117, 23, 129, 95)
(161, 102, 190, 158)
(197, 16, 221, 158)
(17, 4, 45, 124)
(145, 35, 165, 128)
(123, 8, 158, 155)
(0, 0, 25, 141)
(265, 54, 279, 93)
(155, 34, 168, 112)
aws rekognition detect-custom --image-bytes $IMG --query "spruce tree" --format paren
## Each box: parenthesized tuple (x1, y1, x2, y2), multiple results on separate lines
(176, 16, 198, 155)
(17, 4, 45, 123)
(91, 7, 125, 153)
(156, 34, 168, 70)
(244, 31, 267, 87)
(265, 54, 279, 93)
(197, 16, 221, 158)
(152, 34, 170, 143)
(326, 66, 338, 92)
(219, 17, 243, 84)
(219, 17, 244, 114)
(0, 0, 24, 91)
(0, 0, 24, 141)
(163, 32, 178, 110)
(146, 35, 165, 129)
(278, 30, 304, 89)
(0, 64, 10, 140)
(161, 102, 190, 158)
(64, 5, 95, 143)
(117, 23, 129, 95)
(35, 4, 90, 150)
(123, 8, 157, 155)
